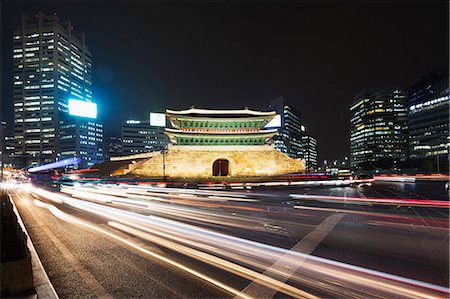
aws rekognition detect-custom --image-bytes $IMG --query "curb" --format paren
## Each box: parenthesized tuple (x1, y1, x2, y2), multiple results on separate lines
(9, 193, 59, 299)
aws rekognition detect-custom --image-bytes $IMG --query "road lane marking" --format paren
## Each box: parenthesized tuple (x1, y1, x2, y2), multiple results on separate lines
(236, 213, 344, 299)
(18, 194, 112, 299)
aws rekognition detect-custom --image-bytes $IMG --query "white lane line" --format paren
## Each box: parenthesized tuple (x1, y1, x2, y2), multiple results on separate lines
(236, 213, 344, 299)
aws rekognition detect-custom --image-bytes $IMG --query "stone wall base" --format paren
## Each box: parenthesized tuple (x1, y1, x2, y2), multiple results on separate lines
(130, 145, 305, 179)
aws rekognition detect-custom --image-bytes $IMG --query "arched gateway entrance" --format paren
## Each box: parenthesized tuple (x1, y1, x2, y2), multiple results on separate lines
(212, 159, 229, 176)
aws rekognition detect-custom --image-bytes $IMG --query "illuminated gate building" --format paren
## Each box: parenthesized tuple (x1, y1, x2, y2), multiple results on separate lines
(128, 108, 305, 179)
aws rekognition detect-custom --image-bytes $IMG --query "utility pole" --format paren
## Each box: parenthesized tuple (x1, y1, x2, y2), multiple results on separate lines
(162, 144, 168, 180)
(162, 148, 165, 179)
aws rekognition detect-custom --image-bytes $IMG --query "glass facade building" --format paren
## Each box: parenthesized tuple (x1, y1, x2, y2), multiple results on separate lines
(268, 97, 318, 168)
(268, 97, 304, 158)
(301, 134, 318, 171)
(407, 71, 449, 161)
(122, 120, 169, 155)
(350, 89, 408, 169)
(13, 12, 100, 168)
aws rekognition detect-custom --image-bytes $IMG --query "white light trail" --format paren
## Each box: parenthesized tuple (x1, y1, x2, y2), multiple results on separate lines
(31, 198, 253, 299)
(26, 185, 450, 299)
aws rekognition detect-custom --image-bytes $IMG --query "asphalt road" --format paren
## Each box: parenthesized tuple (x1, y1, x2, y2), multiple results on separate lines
(7, 180, 449, 298)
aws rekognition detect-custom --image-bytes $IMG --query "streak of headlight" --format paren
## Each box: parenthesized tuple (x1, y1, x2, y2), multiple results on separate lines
(96, 184, 265, 203)
(63, 187, 266, 230)
(207, 196, 258, 202)
(27, 186, 64, 204)
(70, 185, 177, 203)
(109, 185, 258, 201)
(81, 185, 170, 203)
(61, 188, 115, 203)
(52, 193, 293, 261)
(28, 157, 80, 172)
(290, 194, 450, 208)
(293, 205, 449, 229)
(106, 212, 448, 299)
(62, 185, 450, 230)
(30, 187, 450, 298)
(72, 198, 450, 297)
(112, 198, 259, 229)
(108, 221, 318, 299)
(0, 182, 19, 189)
(106, 216, 325, 295)
(31, 199, 254, 299)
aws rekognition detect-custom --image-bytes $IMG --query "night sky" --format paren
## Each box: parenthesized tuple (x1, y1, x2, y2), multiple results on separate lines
(1, 1, 448, 162)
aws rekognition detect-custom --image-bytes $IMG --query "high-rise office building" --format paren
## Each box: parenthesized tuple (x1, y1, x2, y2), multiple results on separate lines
(268, 97, 304, 159)
(122, 120, 169, 155)
(13, 12, 100, 168)
(301, 134, 318, 171)
(407, 71, 449, 163)
(350, 88, 408, 169)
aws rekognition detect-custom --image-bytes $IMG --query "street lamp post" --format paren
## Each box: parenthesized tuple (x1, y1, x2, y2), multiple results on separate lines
(162, 144, 168, 180)
(162, 148, 165, 179)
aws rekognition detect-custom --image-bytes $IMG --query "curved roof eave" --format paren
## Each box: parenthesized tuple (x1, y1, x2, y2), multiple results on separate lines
(166, 107, 276, 117)
(165, 128, 278, 135)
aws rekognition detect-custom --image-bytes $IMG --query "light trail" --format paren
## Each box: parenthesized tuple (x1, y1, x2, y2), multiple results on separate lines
(18, 185, 450, 298)
(374, 175, 449, 183)
(28, 157, 81, 173)
(31, 198, 253, 299)
(293, 205, 449, 231)
(108, 221, 318, 299)
(77, 184, 448, 230)
(60, 185, 289, 233)
(290, 193, 450, 208)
